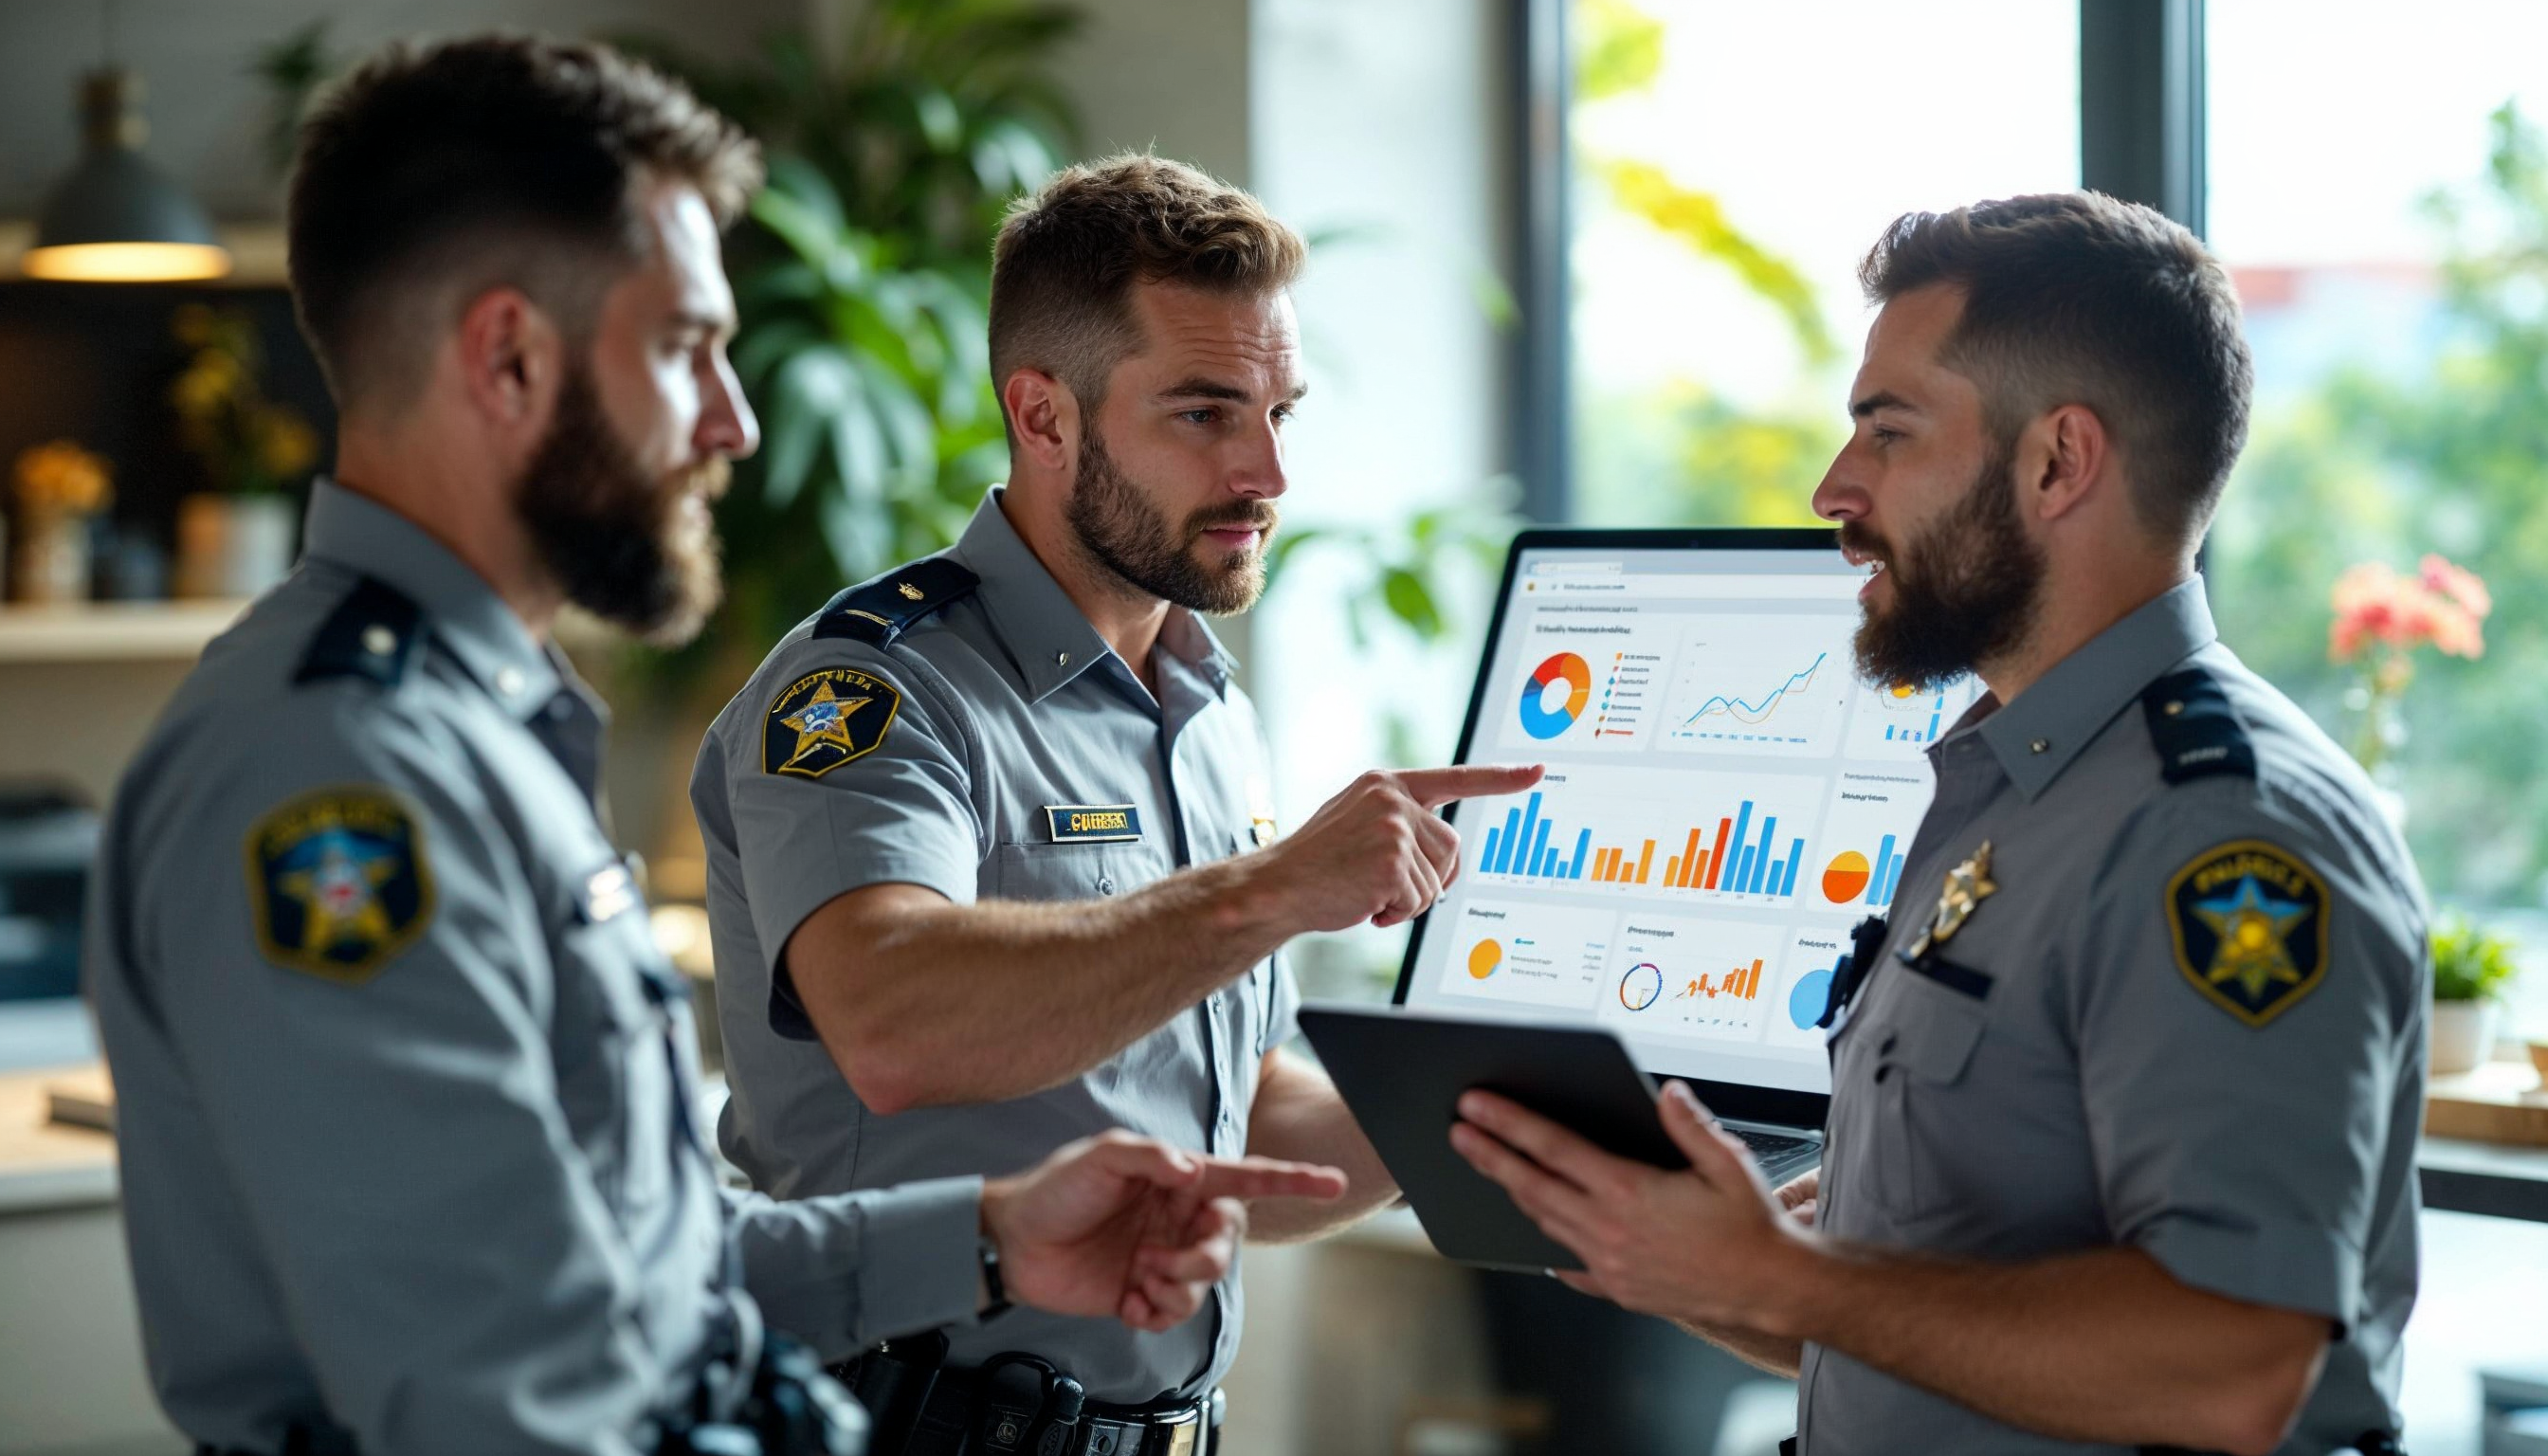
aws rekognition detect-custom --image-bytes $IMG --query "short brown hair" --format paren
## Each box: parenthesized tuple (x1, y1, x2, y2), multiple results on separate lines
(989, 154, 1305, 434)
(1859, 192, 2253, 544)
(287, 34, 761, 410)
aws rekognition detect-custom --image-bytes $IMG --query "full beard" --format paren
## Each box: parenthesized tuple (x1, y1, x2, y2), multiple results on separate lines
(1064, 424, 1276, 615)
(1844, 435, 2046, 691)
(515, 363, 729, 646)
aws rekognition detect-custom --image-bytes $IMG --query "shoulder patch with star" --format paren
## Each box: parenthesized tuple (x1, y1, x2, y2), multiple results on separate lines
(243, 787, 435, 983)
(2165, 838, 2331, 1027)
(763, 665, 902, 779)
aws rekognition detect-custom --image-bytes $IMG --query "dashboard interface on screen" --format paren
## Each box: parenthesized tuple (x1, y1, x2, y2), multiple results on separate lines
(1397, 540, 1981, 1096)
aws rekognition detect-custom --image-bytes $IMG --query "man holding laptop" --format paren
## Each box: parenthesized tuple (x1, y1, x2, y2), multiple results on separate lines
(1449, 194, 2425, 1454)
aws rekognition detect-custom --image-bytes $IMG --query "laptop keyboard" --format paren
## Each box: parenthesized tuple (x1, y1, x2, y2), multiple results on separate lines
(1731, 1127, 1812, 1160)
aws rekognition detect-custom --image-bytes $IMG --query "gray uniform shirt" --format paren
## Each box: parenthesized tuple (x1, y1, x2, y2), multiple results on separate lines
(1798, 579, 2428, 1455)
(693, 488, 1297, 1403)
(86, 480, 983, 1456)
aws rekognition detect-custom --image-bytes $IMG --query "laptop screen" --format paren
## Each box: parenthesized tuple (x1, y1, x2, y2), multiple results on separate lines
(1392, 529, 1979, 1121)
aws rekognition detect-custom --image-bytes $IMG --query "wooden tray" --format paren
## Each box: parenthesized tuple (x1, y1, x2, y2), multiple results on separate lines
(2426, 1062, 2548, 1148)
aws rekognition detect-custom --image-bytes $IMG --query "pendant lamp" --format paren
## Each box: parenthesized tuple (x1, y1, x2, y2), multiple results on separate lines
(23, 7, 230, 284)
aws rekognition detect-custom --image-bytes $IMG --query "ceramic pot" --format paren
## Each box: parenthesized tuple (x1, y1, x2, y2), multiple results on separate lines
(2430, 997, 2500, 1077)
(9, 508, 93, 604)
(175, 493, 297, 599)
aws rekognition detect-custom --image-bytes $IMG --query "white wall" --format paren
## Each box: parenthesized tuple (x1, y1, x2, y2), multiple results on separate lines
(1249, 0, 1519, 992)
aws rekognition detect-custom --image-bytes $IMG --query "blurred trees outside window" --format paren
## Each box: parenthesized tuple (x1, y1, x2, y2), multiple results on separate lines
(1567, 0, 2078, 530)
(2204, 3, 2548, 937)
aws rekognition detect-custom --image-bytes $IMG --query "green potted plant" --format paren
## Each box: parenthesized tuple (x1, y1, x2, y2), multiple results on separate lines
(2430, 914, 2521, 1075)
(167, 303, 318, 598)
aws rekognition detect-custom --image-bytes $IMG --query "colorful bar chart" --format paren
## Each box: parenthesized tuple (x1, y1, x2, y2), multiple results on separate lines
(1476, 790, 1806, 901)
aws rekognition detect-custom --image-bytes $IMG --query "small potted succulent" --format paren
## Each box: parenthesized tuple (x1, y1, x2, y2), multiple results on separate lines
(2430, 914, 2521, 1076)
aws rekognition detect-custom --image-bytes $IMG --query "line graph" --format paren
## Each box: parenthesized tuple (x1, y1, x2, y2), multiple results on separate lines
(1680, 651, 1829, 728)
(1662, 619, 1852, 758)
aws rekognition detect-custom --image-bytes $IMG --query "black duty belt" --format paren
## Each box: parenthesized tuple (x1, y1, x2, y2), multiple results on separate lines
(836, 1341, 1220, 1456)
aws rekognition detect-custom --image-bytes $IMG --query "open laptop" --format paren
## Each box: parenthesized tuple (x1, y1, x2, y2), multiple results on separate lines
(1385, 527, 1982, 1187)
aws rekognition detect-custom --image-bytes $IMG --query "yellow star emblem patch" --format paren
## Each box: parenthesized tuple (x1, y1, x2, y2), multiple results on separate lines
(244, 787, 435, 983)
(2165, 839, 2331, 1027)
(763, 666, 901, 779)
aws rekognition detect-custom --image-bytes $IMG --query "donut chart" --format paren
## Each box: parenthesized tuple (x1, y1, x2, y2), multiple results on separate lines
(1619, 961, 1664, 1011)
(1518, 651, 1593, 740)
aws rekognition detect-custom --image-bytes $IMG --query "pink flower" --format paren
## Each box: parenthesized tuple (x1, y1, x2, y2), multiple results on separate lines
(2419, 554, 2493, 622)
(2326, 555, 2490, 664)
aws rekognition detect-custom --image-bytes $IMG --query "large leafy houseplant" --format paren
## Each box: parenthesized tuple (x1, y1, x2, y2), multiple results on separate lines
(617, 0, 1085, 685)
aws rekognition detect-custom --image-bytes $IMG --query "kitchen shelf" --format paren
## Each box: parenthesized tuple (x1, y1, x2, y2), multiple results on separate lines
(0, 601, 248, 664)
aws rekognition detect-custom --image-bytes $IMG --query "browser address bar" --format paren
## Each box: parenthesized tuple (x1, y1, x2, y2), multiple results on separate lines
(1524, 573, 1864, 600)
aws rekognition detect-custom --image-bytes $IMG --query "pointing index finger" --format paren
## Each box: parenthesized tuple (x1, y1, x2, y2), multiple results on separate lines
(1396, 763, 1546, 810)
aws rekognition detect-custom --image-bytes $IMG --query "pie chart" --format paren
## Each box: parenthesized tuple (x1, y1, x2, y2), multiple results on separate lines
(1821, 850, 1872, 904)
(1789, 964, 1836, 1029)
(1467, 939, 1502, 980)
(1518, 651, 1592, 739)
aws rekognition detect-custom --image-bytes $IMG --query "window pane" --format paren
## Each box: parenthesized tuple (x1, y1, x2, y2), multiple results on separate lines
(2204, 4, 2548, 919)
(1569, 0, 2078, 528)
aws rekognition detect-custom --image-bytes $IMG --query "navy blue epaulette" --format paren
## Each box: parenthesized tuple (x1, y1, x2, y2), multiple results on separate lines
(2140, 667, 2257, 785)
(293, 576, 425, 688)
(811, 556, 980, 647)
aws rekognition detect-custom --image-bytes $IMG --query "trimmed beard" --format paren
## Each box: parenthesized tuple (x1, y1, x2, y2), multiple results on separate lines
(1064, 423, 1275, 615)
(515, 361, 728, 646)
(1844, 433, 2046, 691)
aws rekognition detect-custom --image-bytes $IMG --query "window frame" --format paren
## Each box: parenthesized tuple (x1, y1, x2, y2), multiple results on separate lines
(1516, 0, 2205, 523)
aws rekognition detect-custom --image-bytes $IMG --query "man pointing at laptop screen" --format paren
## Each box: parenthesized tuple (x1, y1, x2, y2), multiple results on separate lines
(1452, 194, 2426, 1456)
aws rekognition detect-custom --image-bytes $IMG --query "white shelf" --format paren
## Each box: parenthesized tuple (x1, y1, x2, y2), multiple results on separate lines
(0, 601, 248, 664)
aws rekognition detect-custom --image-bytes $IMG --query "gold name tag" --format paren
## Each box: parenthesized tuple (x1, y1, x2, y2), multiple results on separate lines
(1045, 804, 1143, 843)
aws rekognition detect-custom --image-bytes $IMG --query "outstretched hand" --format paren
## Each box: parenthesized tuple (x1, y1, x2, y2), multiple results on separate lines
(983, 1132, 1346, 1333)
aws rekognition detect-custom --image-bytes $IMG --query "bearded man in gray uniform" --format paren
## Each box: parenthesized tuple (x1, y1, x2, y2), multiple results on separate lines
(86, 40, 1338, 1456)
(1454, 193, 2425, 1456)
(693, 155, 1536, 1447)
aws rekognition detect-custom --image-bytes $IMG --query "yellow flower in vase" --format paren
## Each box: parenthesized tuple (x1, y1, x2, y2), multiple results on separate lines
(11, 440, 115, 518)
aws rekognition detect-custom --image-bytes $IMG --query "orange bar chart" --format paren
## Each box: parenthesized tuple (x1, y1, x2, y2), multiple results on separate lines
(1590, 839, 1663, 883)
(1671, 958, 1765, 1001)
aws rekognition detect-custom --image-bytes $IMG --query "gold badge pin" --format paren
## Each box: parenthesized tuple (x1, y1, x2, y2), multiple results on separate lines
(1906, 839, 1997, 959)
(898, 581, 925, 601)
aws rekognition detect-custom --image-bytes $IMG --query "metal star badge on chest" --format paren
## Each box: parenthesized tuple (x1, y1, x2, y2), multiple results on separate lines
(1903, 840, 1997, 961)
